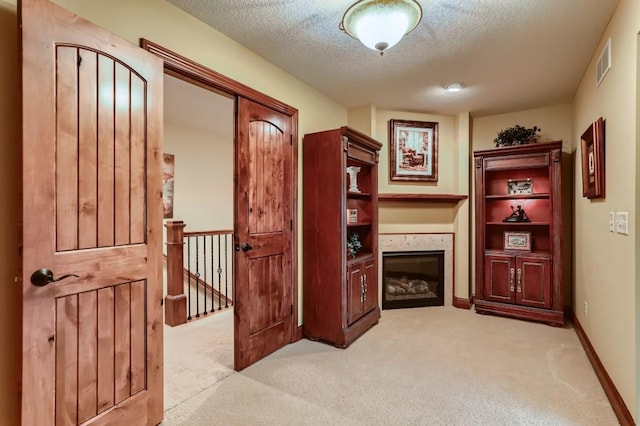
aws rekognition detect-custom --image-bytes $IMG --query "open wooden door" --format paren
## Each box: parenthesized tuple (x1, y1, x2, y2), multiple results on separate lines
(235, 97, 294, 370)
(21, 0, 164, 424)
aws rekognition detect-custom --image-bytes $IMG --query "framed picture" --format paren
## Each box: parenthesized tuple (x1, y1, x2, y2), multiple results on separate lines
(507, 178, 533, 195)
(389, 119, 438, 182)
(163, 153, 175, 218)
(580, 117, 605, 199)
(347, 208, 358, 223)
(504, 231, 531, 251)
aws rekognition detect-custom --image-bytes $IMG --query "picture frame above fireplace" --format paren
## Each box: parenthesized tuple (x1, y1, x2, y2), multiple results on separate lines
(389, 119, 438, 182)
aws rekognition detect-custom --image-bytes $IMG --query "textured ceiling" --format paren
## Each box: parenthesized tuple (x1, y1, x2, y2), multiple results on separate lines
(166, 0, 620, 117)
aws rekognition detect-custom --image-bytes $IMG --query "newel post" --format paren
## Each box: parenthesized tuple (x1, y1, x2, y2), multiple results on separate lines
(165, 220, 187, 326)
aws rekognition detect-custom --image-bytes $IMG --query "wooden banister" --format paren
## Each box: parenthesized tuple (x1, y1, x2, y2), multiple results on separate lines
(183, 229, 234, 237)
(165, 221, 187, 326)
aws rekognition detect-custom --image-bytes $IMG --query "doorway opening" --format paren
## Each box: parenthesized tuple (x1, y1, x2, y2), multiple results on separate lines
(162, 73, 235, 408)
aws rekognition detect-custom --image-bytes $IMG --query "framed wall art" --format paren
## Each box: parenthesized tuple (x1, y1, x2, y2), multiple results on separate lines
(389, 119, 438, 182)
(163, 153, 175, 218)
(580, 117, 605, 199)
(504, 231, 531, 251)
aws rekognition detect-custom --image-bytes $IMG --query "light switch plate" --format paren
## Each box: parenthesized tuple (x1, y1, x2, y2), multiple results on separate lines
(615, 212, 629, 235)
(609, 212, 615, 232)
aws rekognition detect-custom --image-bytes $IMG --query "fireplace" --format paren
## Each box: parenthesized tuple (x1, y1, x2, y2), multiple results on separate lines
(382, 250, 445, 309)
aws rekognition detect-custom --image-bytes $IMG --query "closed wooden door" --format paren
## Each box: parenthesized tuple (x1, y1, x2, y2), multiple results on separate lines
(362, 258, 377, 314)
(484, 254, 516, 304)
(516, 256, 552, 309)
(235, 97, 294, 370)
(347, 262, 364, 325)
(21, 0, 164, 424)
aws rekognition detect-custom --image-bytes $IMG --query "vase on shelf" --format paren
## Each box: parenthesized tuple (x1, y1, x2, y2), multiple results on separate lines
(346, 166, 361, 193)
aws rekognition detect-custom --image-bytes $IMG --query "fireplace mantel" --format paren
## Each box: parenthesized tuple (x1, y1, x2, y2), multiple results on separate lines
(378, 193, 468, 203)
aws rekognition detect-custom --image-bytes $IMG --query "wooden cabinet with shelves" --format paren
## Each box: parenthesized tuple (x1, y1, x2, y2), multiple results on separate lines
(303, 127, 382, 347)
(474, 141, 568, 326)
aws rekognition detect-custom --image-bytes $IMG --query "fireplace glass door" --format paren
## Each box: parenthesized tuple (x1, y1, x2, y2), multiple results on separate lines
(382, 251, 444, 309)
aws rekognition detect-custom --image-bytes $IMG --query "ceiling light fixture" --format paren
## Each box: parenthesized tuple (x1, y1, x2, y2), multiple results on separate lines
(445, 83, 464, 92)
(340, 0, 423, 56)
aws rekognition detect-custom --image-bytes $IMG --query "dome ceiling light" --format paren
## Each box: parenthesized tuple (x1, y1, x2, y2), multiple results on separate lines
(340, 0, 423, 56)
(445, 83, 464, 92)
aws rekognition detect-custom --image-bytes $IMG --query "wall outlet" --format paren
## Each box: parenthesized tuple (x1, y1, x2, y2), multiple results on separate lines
(583, 301, 588, 317)
(609, 212, 615, 232)
(615, 212, 629, 235)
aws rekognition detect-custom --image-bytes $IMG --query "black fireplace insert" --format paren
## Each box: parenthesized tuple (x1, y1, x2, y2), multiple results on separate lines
(382, 250, 444, 309)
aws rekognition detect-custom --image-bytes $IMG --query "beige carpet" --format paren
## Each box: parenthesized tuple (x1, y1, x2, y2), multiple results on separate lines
(163, 306, 618, 425)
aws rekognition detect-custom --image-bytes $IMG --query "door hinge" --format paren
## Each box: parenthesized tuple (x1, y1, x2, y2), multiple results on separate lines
(160, 298, 164, 306)
(290, 219, 293, 230)
(77, 55, 82, 67)
(290, 304, 294, 315)
(290, 135, 293, 146)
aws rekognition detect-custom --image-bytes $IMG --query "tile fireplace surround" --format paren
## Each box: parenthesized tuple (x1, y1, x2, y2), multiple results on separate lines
(378, 233, 454, 307)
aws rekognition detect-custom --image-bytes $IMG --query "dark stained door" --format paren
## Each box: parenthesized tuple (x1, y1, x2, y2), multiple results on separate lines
(484, 254, 516, 304)
(21, 0, 164, 424)
(234, 97, 294, 370)
(517, 256, 552, 309)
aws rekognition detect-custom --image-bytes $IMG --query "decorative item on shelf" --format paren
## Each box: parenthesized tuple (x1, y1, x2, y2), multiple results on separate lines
(503, 205, 531, 222)
(389, 119, 438, 182)
(506, 178, 533, 195)
(347, 208, 358, 223)
(504, 231, 532, 251)
(346, 166, 361, 193)
(340, 0, 423, 56)
(346, 232, 363, 258)
(580, 117, 605, 199)
(493, 125, 541, 147)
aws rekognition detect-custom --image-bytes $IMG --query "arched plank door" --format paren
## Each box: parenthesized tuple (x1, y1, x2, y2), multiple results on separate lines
(235, 97, 294, 370)
(21, 0, 164, 424)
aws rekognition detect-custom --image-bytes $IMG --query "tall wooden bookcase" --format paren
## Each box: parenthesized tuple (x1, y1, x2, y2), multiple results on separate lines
(474, 141, 568, 326)
(303, 127, 382, 347)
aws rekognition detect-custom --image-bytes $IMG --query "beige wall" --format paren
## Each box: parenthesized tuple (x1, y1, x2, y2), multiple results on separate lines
(472, 104, 573, 152)
(0, 1, 21, 424)
(164, 123, 234, 233)
(573, 0, 639, 419)
(349, 107, 472, 301)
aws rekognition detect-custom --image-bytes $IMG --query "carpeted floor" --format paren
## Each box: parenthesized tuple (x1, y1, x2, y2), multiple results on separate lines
(163, 306, 618, 425)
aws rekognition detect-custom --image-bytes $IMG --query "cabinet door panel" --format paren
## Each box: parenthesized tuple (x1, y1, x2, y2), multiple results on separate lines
(362, 259, 377, 314)
(484, 254, 515, 304)
(347, 264, 363, 325)
(517, 256, 551, 309)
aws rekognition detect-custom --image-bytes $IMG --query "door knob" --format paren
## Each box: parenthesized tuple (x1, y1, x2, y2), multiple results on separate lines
(30, 269, 79, 287)
(241, 242, 253, 252)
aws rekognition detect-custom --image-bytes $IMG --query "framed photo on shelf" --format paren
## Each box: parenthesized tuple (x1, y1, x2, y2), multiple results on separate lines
(347, 208, 358, 223)
(506, 178, 533, 195)
(580, 117, 605, 199)
(389, 119, 438, 182)
(504, 231, 531, 251)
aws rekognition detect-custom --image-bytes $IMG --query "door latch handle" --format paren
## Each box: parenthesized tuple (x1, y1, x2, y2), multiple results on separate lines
(30, 269, 79, 287)
(241, 242, 253, 252)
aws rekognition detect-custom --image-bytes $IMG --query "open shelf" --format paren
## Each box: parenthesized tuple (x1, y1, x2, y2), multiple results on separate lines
(486, 222, 550, 226)
(485, 193, 549, 200)
(378, 193, 467, 203)
(347, 191, 371, 199)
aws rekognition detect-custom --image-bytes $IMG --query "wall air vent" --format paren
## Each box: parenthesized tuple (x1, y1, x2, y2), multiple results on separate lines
(596, 38, 611, 88)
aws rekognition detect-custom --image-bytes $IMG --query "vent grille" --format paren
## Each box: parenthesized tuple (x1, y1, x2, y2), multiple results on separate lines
(596, 38, 611, 88)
